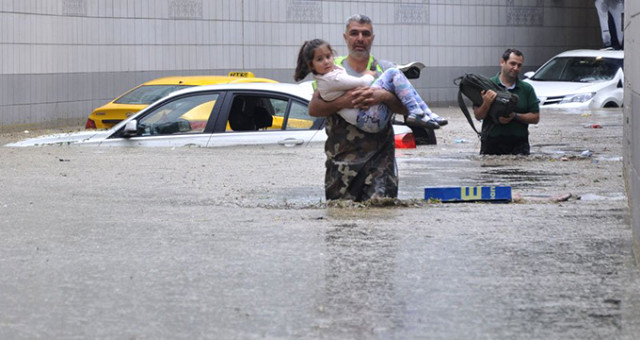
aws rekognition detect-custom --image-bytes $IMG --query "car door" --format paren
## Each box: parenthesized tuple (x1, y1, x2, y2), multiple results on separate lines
(100, 91, 222, 147)
(205, 91, 326, 148)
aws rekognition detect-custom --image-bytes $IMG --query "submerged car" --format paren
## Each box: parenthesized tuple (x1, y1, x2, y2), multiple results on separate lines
(7, 83, 416, 149)
(86, 72, 278, 129)
(523, 49, 624, 109)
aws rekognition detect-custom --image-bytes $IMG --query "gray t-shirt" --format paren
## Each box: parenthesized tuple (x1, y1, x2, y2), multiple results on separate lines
(340, 58, 395, 77)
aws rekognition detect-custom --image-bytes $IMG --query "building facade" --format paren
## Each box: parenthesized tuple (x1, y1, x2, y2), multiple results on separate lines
(0, 0, 602, 128)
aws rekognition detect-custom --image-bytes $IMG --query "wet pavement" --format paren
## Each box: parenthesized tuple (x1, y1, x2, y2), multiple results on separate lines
(0, 108, 639, 339)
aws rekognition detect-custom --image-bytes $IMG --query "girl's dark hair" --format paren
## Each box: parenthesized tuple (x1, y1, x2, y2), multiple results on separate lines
(293, 39, 332, 82)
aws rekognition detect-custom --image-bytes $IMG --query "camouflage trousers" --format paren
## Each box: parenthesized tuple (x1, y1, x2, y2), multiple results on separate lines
(324, 115, 398, 202)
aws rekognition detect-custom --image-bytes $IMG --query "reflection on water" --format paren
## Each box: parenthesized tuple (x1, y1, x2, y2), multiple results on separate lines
(312, 221, 403, 338)
(398, 156, 573, 198)
(580, 193, 626, 201)
(398, 157, 482, 199)
(474, 168, 571, 188)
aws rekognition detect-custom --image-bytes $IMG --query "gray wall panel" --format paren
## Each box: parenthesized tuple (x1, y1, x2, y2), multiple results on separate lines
(0, 0, 603, 129)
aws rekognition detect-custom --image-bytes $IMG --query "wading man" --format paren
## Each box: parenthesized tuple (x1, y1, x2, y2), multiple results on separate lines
(473, 48, 540, 155)
(309, 14, 406, 201)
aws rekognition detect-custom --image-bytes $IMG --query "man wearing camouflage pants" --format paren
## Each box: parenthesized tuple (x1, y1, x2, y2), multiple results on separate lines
(309, 14, 407, 202)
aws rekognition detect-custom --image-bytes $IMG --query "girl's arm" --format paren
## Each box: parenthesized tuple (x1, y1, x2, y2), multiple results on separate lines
(324, 71, 375, 92)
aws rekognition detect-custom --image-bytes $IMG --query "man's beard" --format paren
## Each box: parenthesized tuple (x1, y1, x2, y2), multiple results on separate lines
(350, 48, 370, 59)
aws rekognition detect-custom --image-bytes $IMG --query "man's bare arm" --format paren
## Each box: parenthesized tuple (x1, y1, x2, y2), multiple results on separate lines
(473, 90, 496, 120)
(496, 111, 539, 125)
(309, 90, 358, 117)
(351, 87, 408, 115)
(309, 85, 409, 117)
(473, 88, 539, 125)
(309, 91, 339, 117)
(514, 112, 539, 124)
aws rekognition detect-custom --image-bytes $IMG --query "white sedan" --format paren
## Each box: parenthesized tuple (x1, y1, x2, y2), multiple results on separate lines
(6, 83, 416, 149)
(523, 49, 624, 110)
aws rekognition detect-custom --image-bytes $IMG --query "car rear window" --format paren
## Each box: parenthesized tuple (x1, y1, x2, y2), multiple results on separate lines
(115, 85, 194, 104)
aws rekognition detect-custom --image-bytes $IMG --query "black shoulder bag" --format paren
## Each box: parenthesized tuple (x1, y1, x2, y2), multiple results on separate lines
(453, 74, 519, 138)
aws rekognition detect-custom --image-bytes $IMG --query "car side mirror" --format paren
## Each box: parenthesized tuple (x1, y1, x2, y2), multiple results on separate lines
(123, 120, 138, 137)
(523, 71, 534, 79)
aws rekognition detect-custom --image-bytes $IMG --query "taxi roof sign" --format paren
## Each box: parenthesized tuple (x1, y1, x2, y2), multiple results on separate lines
(228, 71, 255, 78)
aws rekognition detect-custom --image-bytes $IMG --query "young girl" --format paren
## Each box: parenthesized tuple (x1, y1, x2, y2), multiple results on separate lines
(294, 39, 445, 133)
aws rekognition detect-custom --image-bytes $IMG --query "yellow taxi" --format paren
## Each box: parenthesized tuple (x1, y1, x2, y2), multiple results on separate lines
(86, 72, 278, 129)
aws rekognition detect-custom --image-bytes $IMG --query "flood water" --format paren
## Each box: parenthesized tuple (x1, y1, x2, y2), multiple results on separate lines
(0, 108, 638, 339)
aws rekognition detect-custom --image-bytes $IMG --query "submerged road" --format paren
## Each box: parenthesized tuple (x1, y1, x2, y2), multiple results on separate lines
(0, 108, 638, 339)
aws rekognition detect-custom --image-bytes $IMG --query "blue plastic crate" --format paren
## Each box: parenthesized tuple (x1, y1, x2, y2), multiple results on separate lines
(424, 186, 512, 202)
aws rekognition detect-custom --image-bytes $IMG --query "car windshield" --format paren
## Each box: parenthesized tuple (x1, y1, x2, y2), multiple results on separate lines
(531, 56, 623, 83)
(138, 93, 219, 136)
(115, 85, 194, 104)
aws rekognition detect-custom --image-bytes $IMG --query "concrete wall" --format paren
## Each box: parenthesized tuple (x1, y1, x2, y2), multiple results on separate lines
(0, 0, 602, 129)
(623, 1, 639, 263)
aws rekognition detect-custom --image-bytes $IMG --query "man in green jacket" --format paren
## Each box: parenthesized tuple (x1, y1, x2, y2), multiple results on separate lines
(474, 48, 540, 155)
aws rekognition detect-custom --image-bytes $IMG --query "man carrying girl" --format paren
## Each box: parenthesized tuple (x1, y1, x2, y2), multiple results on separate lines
(303, 14, 440, 202)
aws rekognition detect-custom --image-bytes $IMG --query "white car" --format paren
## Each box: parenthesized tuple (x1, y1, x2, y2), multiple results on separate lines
(523, 49, 624, 110)
(5, 82, 416, 149)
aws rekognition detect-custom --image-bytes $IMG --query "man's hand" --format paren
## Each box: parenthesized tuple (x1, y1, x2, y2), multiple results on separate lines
(481, 90, 497, 105)
(309, 86, 393, 117)
(498, 112, 515, 125)
(325, 88, 356, 110)
(349, 86, 375, 110)
(473, 89, 498, 120)
(350, 86, 392, 110)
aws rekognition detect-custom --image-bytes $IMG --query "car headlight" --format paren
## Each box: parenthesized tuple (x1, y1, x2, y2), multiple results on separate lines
(560, 92, 596, 104)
